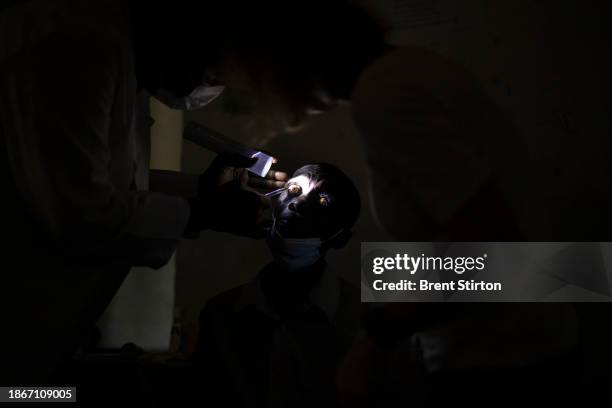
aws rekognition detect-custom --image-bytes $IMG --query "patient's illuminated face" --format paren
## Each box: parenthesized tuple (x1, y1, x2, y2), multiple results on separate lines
(274, 166, 347, 239)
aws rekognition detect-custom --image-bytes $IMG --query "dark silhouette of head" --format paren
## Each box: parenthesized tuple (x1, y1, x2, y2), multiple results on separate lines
(131, 0, 386, 118)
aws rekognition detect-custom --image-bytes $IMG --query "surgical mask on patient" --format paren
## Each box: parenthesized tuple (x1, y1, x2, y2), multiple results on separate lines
(266, 214, 342, 271)
(155, 84, 225, 111)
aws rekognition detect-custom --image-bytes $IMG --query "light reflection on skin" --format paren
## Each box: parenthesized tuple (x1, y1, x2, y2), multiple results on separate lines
(279, 174, 331, 208)
(279, 175, 315, 200)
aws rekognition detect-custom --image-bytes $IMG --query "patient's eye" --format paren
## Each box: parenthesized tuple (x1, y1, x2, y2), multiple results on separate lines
(319, 194, 330, 207)
(287, 184, 302, 196)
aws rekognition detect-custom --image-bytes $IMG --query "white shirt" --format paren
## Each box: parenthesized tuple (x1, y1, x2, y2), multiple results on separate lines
(0, 0, 196, 382)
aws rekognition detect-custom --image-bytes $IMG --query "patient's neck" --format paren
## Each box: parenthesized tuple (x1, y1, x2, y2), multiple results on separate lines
(261, 259, 326, 316)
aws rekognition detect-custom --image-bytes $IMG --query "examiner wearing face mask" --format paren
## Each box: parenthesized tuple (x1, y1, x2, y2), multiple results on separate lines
(194, 163, 361, 408)
(0, 0, 385, 384)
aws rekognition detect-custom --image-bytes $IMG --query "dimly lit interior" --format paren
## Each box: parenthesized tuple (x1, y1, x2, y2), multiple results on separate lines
(1, 1, 612, 407)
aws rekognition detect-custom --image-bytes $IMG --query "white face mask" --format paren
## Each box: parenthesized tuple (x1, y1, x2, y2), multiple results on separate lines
(266, 214, 343, 271)
(154, 84, 225, 111)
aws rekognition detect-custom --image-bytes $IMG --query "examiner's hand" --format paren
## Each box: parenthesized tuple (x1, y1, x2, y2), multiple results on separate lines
(198, 153, 256, 190)
(185, 154, 281, 237)
(248, 167, 288, 191)
(199, 154, 288, 192)
(186, 177, 271, 238)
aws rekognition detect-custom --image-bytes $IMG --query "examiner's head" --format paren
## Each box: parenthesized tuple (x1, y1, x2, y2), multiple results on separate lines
(131, 0, 386, 122)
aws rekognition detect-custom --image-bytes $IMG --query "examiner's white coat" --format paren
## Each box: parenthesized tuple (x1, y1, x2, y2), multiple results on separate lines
(0, 0, 196, 382)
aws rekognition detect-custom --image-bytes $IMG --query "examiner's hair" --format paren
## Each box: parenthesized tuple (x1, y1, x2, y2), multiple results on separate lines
(293, 163, 361, 231)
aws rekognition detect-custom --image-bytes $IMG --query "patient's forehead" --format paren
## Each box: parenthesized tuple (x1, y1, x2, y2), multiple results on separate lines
(288, 173, 332, 194)
(289, 165, 357, 200)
